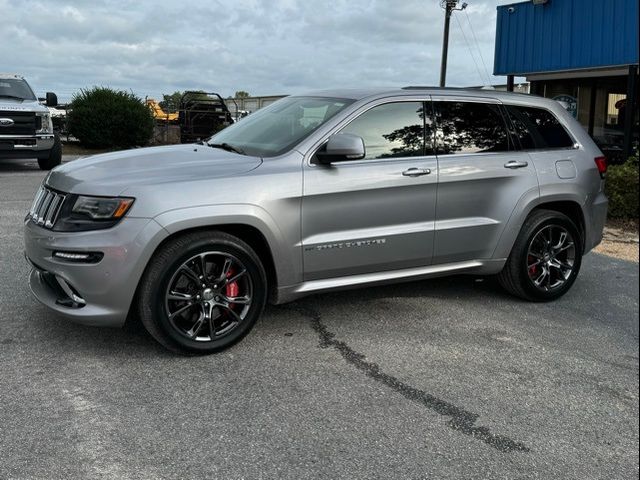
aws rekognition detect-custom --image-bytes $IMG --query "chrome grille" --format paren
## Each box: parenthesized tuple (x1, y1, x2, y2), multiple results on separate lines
(29, 186, 66, 228)
(0, 111, 37, 135)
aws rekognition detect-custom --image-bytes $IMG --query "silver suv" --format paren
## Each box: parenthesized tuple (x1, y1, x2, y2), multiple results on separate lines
(24, 87, 608, 354)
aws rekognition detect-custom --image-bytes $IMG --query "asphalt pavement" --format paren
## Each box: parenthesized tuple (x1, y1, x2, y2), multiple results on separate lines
(1, 156, 638, 479)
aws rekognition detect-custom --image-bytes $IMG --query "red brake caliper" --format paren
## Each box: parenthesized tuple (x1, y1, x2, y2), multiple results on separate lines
(528, 255, 537, 276)
(225, 268, 239, 302)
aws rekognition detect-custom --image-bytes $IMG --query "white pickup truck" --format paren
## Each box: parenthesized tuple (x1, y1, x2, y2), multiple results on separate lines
(0, 74, 61, 170)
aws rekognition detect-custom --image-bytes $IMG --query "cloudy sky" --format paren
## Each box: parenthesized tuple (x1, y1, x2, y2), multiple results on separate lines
(1, 0, 520, 102)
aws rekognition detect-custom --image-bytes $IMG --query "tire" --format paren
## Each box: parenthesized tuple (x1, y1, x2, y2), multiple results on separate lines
(37, 134, 62, 170)
(138, 231, 267, 354)
(498, 209, 583, 302)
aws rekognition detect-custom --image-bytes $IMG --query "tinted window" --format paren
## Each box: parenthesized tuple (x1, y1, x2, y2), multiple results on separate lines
(505, 105, 574, 149)
(341, 102, 434, 159)
(433, 101, 510, 155)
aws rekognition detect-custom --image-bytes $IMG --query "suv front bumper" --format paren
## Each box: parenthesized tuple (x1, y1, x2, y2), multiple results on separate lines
(24, 216, 168, 327)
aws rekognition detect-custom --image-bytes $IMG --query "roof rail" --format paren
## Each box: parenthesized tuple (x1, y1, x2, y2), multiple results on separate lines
(401, 86, 470, 90)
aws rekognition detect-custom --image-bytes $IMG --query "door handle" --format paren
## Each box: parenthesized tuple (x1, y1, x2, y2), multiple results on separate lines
(504, 160, 529, 169)
(402, 168, 431, 177)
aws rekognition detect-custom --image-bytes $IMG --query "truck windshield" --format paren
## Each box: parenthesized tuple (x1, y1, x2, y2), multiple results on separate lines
(208, 96, 354, 157)
(0, 78, 37, 101)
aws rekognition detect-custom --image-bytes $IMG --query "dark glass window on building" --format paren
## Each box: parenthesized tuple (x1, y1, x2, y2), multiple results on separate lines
(433, 102, 510, 155)
(341, 102, 434, 159)
(505, 105, 574, 150)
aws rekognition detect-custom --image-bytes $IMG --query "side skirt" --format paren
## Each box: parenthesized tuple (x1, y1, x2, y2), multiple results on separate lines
(273, 259, 506, 304)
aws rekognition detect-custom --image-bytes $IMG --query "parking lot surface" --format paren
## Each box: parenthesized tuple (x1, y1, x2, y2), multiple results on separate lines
(1, 157, 638, 479)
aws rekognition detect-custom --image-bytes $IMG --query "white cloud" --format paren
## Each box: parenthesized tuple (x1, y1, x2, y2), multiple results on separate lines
(0, 0, 515, 102)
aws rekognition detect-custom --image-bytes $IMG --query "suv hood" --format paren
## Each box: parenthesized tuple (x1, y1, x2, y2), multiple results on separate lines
(46, 144, 263, 196)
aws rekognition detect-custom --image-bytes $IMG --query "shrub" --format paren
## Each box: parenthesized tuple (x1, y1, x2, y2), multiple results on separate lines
(605, 155, 639, 219)
(67, 87, 154, 149)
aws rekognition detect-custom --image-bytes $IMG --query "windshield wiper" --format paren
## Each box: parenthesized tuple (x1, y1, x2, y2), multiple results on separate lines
(208, 142, 246, 155)
(0, 94, 27, 100)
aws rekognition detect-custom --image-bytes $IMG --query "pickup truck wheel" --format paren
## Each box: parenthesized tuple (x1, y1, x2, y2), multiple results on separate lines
(37, 134, 62, 170)
(498, 209, 583, 302)
(138, 231, 267, 354)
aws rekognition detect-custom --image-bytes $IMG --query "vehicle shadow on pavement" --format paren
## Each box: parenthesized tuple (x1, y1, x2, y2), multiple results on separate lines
(24, 274, 504, 358)
(28, 256, 625, 358)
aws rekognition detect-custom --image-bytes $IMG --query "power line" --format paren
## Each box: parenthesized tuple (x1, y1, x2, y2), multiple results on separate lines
(453, 12, 489, 86)
(464, 9, 493, 86)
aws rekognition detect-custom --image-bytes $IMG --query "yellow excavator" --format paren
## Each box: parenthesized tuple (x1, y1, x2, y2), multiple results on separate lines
(146, 99, 179, 122)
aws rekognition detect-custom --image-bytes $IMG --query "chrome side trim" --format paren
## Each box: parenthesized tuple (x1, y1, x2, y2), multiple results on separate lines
(434, 217, 501, 231)
(295, 260, 483, 294)
(273, 259, 507, 304)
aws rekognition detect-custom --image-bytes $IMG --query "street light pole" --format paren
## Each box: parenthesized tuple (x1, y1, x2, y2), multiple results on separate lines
(439, 0, 467, 88)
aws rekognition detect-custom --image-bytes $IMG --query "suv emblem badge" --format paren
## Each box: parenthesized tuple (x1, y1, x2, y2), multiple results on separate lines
(0, 118, 15, 127)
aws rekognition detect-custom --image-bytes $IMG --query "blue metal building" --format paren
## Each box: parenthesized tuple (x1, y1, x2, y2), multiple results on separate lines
(493, 0, 639, 159)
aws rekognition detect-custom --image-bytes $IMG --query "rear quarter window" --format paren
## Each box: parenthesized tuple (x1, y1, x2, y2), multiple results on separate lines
(505, 105, 574, 150)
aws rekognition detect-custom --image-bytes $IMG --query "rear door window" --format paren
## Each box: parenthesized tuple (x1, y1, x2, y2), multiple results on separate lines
(505, 105, 574, 149)
(432, 101, 511, 155)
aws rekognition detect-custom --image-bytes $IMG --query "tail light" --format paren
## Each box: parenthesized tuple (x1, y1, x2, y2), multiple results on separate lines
(594, 156, 607, 178)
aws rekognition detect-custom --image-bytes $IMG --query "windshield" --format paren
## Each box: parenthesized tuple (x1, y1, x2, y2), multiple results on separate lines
(208, 96, 354, 157)
(0, 78, 37, 101)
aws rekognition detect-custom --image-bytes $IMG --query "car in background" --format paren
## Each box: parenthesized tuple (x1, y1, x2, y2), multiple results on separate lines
(0, 74, 61, 170)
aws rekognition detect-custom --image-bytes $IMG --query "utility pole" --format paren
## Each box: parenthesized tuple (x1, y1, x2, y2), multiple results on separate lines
(439, 1, 467, 87)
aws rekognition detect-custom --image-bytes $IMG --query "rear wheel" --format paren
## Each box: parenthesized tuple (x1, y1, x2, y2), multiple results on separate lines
(498, 209, 583, 301)
(37, 134, 62, 170)
(138, 231, 267, 354)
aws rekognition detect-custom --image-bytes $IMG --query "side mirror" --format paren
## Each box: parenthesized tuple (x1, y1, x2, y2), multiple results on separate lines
(315, 133, 365, 164)
(45, 92, 58, 107)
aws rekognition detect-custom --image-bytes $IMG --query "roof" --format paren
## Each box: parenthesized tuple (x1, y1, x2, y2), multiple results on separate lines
(494, 0, 639, 76)
(293, 86, 536, 102)
(294, 88, 403, 100)
(288, 87, 572, 115)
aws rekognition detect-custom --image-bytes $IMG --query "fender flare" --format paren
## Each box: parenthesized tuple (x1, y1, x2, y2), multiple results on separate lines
(153, 203, 300, 288)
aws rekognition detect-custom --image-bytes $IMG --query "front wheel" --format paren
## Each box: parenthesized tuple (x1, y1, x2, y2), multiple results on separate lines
(37, 134, 62, 170)
(138, 231, 267, 354)
(498, 209, 583, 301)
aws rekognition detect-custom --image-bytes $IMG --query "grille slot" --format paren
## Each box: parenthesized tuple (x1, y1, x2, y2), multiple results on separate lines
(29, 186, 66, 228)
(0, 111, 37, 135)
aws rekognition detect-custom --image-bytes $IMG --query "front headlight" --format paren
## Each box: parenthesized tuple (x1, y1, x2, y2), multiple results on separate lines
(54, 195, 134, 231)
(36, 112, 53, 134)
(72, 196, 134, 219)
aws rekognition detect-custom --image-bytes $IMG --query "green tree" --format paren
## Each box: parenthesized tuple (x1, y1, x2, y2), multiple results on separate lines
(605, 155, 639, 218)
(159, 91, 183, 112)
(67, 87, 154, 149)
(234, 90, 250, 99)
